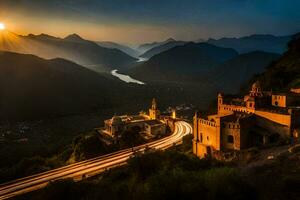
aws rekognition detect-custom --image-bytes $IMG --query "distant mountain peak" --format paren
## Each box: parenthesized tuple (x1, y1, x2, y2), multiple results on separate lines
(64, 33, 85, 42)
(206, 33, 294, 54)
(27, 33, 59, 40)
(165, 38, 176, 42)
(195, 38, 205, 43)
(244, 34, 276, 40)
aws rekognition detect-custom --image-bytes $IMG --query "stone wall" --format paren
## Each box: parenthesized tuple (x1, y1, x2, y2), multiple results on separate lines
(193, 141, 210, 158)
(221, 122, 241, 150)
(196, 118, 220, 150)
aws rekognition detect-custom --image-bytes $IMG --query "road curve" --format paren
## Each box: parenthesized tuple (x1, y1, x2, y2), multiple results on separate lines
(0, 121, 192, 199)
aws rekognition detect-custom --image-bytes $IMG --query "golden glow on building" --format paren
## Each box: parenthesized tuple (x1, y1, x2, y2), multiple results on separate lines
(172, 109, 176, 119)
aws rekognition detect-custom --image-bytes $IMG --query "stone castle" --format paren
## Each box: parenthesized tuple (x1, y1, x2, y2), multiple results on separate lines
(193, 81, 300, 158)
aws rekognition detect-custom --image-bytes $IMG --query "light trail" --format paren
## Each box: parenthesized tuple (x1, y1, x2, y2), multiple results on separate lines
(0, 121, 192, 200)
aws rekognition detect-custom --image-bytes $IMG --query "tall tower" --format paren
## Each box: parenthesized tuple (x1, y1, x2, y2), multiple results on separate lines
(250, 81, 263, 97)
(152, 98, 157, 110)
(149, 98, 159, 120)
(193, 111, 199, 156)
(193, 111, 198, 141)
(217, 93, 223, 114)
(171, 109, 176, 119)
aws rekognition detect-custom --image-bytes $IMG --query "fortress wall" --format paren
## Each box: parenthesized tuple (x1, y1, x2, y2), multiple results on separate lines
(221, 125, 241, 150)
(198, 118, 216, 127)
(193, 141, 210, 158)
(219, 104, 254, 115)
(197, 118, 220, 150)
(192, 139, 197, 155)
(193, 118, 219, 158)
(255, 110, 291, 127)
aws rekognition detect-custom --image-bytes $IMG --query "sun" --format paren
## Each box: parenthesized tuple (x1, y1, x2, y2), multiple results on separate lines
(0, 23, 6, 30)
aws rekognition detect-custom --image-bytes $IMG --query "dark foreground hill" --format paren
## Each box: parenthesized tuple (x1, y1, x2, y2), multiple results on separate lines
(15, 146, 300, 200)
(0, 51, 128, 120)
(245, 33, 300, 92)
(0, 31, 137, 72)
(209, 51, 280, 93)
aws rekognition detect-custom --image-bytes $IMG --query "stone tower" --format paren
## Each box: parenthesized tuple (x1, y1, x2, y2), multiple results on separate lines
(171, 109, 176, 119)
(250, 81, 263, 97)
(193, 111, 198, 141)
(192, 111, 199, 155)
(217, 93, 223, 114)
(149, 98, 159, 120)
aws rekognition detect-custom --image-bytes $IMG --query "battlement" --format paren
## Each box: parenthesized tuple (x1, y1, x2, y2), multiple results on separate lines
(197, 118, 217, 127)
(222, 121, 240, 129)
(219, 104, 254, 114)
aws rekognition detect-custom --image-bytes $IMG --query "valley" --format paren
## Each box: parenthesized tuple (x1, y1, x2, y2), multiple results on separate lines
(0, 23, 299, 199)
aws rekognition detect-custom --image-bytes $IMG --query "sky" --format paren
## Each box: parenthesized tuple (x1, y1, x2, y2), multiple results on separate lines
(0, 0, 299, 45)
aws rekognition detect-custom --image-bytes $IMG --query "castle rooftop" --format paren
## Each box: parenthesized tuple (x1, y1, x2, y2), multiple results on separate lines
(144, 120, 164, 126)
(220, 112, 253, 123)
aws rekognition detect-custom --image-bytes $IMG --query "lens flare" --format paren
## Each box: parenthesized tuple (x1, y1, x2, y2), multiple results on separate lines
(0, 23, 5, 30)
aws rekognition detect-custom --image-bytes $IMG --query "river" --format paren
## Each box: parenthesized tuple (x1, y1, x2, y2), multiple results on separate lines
(111, 70, 145, 85)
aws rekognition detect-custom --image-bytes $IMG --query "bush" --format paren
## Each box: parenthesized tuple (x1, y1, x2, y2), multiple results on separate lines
(182, 134, 193, 152)
(16, 150, 257, 200)
(72, 132, 110, 161)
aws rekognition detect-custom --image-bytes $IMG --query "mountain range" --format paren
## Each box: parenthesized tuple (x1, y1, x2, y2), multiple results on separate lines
(0, 31, 137, 72)
(0, 50, 199, 120)
(127, 42, 280, 94)
(207, 34, 292, 54)
(137, 38, 176, 54)
(96, 41, 140, 58)
(128, 42, 239, 81)
(0, 31, 297, 120)
(135, 34, 293, 60)
(139, 40, 187, 59)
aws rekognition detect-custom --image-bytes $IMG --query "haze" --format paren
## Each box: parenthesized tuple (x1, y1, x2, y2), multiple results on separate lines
(0, 0, 299, 44)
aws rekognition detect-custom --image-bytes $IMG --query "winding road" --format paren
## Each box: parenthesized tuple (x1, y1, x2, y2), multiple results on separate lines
(0, 121, 192, 199)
